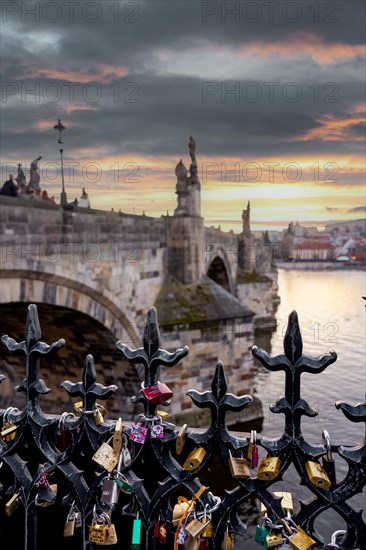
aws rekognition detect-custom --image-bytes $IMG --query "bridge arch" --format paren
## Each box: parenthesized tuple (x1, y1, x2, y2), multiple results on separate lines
(0, 269, 141, 347)
(206, 255, 234, 294)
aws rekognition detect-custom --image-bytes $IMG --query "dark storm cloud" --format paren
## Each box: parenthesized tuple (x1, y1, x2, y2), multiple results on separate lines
(1, 0, 364, 169)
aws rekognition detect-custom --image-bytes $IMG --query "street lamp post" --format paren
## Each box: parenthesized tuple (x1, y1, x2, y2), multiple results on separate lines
(53, 119, 67, 206)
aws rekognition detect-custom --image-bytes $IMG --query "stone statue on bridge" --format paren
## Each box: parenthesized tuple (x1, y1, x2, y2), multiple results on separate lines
(16, 164, 26, 187)
(188, 136, 196, 165)
(29, 156, 42, 190)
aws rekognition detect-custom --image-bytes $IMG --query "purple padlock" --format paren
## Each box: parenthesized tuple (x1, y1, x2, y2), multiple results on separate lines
(129, 423, 147, 444)
(150, 417, 164, 439)
(176, 525, 188, 545)
(251, 430, 259, 468)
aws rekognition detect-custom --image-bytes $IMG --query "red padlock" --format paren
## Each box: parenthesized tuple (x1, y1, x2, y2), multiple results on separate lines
(142, 382, 173, 405)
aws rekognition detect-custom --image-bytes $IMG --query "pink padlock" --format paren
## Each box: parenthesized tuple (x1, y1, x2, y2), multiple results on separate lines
(129, 422, 147, 444)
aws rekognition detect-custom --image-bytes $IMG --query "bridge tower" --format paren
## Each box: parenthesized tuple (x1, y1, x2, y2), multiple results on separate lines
(166, 136, 204, 284)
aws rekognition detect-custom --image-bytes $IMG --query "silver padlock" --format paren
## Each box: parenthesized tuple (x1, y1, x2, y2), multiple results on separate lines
(100, 475, 119, 505)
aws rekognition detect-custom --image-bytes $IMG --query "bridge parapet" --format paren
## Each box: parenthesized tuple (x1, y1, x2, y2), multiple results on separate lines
(0, 304, 364, 549)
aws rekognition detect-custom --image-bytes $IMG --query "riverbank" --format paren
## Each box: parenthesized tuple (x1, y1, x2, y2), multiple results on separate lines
(275, 261, 365, 270)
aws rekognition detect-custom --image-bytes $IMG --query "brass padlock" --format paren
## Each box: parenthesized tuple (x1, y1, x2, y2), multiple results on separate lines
(94, 407, 105, 426)
(289, 526, 316, 550)
(185, 517, 209, 538)
(305, 461, 331, 489)
(89, 519, 108, 544)
(156, 409, 169, 421)
(257, 456, 281, 481)
(74, 401, 83, 412)
(266, 533, 284, 547)
(5, 492, 21, 516)
(222, 531, 234, 550)
(183, 447, 206, 470)
(63, 513, 76, 537)
(104, 523, 118, 544)
(1, 422, 17, 442)
(92, 441, 119, 472)
(35, 483, 58, 507)
(274, 491, 294, 515)
(202, 517, 214, 538)
(228, 449, 251, 479)
(176, 423, 188, 455)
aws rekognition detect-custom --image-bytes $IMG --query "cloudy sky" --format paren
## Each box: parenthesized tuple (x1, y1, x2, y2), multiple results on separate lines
(1, 0, 365, 230)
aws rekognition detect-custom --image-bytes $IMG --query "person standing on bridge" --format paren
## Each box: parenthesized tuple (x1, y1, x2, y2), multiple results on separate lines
(0, 175, 18, 197)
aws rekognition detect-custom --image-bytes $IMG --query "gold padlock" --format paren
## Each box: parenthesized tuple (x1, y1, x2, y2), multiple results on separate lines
(74, 401, 83, 412)
(266, 533, 284, 547)
(156, 410, 169, 421)
(228, 449, 251, 479)
(1, 422, 17, 442)
(94, 408, 105, 426)
(202, 518, 214, 538)
(289, 526, 316, 550)
(305, 461, 331, 490)
(183, 447, 206, 471)
(275, 491, 294, 514)
(222, 531, 234, 550)
(185, 517, 209, 538)
(63, 516, 75, 537)
(104, 523, 118, 544)
(5, 492, 21, 516)
(257, 456, 281, 481)
(176, 424, 188, 455)
(89, 520, 108, 544)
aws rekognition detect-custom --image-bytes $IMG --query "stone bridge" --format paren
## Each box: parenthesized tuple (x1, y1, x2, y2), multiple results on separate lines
(0, 141, 278, 423)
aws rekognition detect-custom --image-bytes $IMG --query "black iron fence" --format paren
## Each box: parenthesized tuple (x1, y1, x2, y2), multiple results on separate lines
(0, 304, 365, 549)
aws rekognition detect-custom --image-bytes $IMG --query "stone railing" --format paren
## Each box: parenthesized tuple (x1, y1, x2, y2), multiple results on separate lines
(0, 304, 365, 549)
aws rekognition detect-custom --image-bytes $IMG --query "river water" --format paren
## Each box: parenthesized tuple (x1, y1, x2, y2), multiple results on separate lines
(241, 268, 366, 548)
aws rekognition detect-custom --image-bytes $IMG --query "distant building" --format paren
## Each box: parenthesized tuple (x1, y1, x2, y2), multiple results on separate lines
(290, 240, 336, 261)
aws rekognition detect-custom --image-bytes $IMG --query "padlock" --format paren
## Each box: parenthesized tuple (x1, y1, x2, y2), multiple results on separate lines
(255, 525, 270, 546)
(266, 533, 284, 547)
(63, 512, 76, 537)
(92, 440, 119, 472)
(183, 448, 206, 470)
(176, 523, 189, 545)
(132, 512, 142, 549)
(305, 461, 331, 490)
(222, 531, 234, 550)
(184, 536, 202, 550)
(247, 430, 255, 461)
(5, 492, 21, 516)
(228, 449, 251, 479)
(150, 416, 164, 439)
(274, 491, 294, 515)
(94, 407, 105, 426)
(257, 456, 281, 481)
(129, 420, 148, 444)
(35, 483, 58, 507)
(74, 401, 83, 412)
(142, 381, 173, 404)
(176, 423, 188, 455)
(89, 518, 108, 544)
(156, 409, 169, 421)
(1, 407, 19, 442)
(1, 422, 17, 442)
(104, 522, 118, 544)
(289, 526, 316, 550)
(185, 516, 210, 538)
(100, 476, 120, 505)
(115, 472, 134, 494)
(201, 517, 214, 538)
(252, 430, 259, 468)
(56, 412, 75, 450)
(321, 429, 337, 486)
